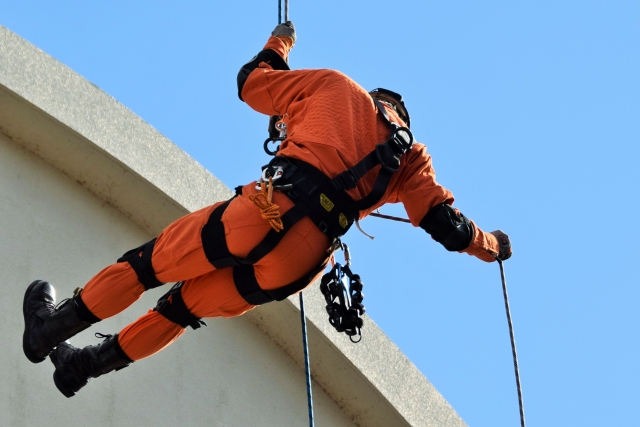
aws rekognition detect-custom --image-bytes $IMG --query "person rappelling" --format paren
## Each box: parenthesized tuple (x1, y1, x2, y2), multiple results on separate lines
(22, 21, 512, 398)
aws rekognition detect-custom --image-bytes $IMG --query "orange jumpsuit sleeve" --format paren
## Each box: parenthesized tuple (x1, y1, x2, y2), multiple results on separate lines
(240, 36, 299, 116)
(394, 143, 500, 263)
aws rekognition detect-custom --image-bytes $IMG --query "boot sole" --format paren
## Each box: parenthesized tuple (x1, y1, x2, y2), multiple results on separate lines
(50, 350, 76, 398)
(23, 280, 48, 363)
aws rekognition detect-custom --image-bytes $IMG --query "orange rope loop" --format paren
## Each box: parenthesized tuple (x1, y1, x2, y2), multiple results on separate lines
(249, 177, 284, 232)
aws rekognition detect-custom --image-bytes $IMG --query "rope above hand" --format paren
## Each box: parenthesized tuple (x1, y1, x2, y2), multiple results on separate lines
(278, 0, 289, 24)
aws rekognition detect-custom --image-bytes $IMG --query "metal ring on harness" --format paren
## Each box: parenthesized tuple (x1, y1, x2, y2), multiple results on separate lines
(390, 125, 414, 154)
(374, 124, 413, 173)
(264, 137, 284, 156)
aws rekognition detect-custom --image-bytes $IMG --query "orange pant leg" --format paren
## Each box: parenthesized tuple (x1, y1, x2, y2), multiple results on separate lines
(116, 187, 330, 361)
(80, 262, 144, 320)
(92, 185, 331, 361)
(117, 268, 252, 361)
(224, 184, 331, 290)
(80, 202, 225, 320)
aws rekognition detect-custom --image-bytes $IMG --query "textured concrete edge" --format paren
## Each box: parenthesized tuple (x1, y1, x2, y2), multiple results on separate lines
(0, 25, 226, 213)
(0, 25, 466, 426)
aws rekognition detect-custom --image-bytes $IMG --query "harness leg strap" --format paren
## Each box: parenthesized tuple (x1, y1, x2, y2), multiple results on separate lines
(153, 282, 206, 330)
(117, 239, 165, 291)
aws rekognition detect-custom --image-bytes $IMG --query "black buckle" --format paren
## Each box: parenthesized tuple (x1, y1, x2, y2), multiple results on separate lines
(332, 170, 358, 191)
(263, 137, 284, 156)
(375, 124, 414, 173)
(388, 123, 413, 156)
(375, 143, 401, 173)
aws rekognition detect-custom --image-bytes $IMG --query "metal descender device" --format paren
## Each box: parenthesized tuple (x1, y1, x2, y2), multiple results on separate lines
(319, 242, 365, 343)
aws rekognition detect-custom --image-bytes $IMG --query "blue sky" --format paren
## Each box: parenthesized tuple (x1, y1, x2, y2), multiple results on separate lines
(4, 1, 639, 426)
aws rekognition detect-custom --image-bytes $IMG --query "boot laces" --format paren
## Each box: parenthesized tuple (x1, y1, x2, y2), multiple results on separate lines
(38, 298, 68, 317)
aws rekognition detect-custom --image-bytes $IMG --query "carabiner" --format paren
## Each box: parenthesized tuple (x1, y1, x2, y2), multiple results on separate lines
(342, 242, 352, 267)
(263, 137, 283, 156)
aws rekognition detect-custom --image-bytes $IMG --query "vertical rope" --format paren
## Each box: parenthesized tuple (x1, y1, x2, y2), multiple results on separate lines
(498, 260, 526, 427)
(299, 292, 315, 427)
(276, 3, 311, 424)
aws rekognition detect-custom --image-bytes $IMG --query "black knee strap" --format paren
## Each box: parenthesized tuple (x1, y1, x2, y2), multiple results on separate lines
(154, 282, 206, 330)
(117, 239, 165, 291)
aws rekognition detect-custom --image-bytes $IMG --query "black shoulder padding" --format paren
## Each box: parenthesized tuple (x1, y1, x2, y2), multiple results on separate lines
(117, 239, 165, 291)
(154, 282, 206, 330)
(420, 203, 475, 252)
(237, 49, 290, 101)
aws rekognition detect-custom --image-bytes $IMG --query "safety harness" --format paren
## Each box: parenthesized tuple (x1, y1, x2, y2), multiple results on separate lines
(199, 98, 414, 308)
(262, 99, 413, 239)
(117, 96, 413, 333)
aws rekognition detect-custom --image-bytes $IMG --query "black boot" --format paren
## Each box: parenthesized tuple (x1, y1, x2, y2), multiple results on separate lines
(23, 280, 99, 363)
(50, 333, 132, 397)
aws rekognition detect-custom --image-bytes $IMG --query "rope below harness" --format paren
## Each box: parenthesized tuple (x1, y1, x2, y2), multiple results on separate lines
(299, 292, 314, 427)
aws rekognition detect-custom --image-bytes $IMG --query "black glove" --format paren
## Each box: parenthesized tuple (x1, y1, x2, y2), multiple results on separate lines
(490, 230, 512, 261)
(272, 21, 296, 45)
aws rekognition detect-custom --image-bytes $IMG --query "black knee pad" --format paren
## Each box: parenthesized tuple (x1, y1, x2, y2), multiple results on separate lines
(154, 282, 206, 330)
(117, 239, 164, 291)
(420, 203, 475, 252)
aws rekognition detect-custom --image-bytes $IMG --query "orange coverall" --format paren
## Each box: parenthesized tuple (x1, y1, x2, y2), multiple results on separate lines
(80, 35, 500, 362)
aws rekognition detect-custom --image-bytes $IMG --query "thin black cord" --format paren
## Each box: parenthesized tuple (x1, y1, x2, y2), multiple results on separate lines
(278, 0, 282, 24)
(369, 212, 411, 223)
(498, 259, 526, 427)
(299, 292, 315, 427)
(370, 212, 526, 423)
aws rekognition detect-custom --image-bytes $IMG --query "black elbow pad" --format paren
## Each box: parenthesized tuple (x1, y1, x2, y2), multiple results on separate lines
(237, 49, 290, 101)
(420, 203, 475, 252)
